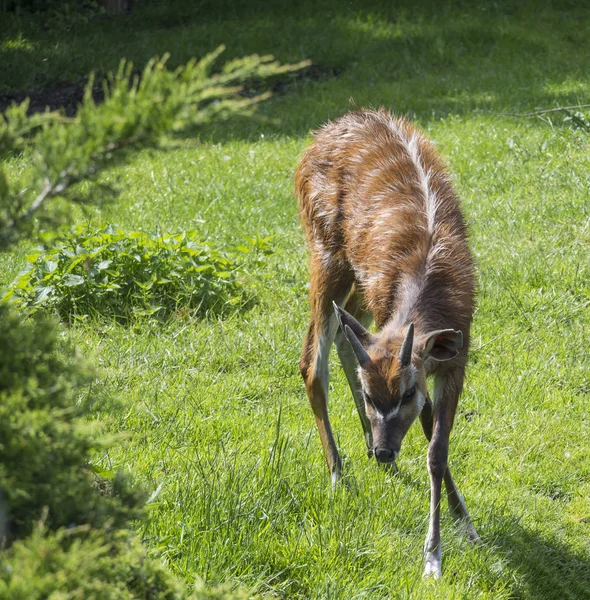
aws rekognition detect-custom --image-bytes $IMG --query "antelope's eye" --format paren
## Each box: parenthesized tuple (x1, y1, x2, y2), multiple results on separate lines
(363, 392, 374, 406)
(403, 386, 416, 401)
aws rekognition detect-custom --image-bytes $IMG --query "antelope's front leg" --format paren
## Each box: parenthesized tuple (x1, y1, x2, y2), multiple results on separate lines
(300, 316, 341, 486)
(423, 379, 458, 579)
(420, 397, 479, 543)
(424, 439, 446, 578)
(299, 260, 352, 486)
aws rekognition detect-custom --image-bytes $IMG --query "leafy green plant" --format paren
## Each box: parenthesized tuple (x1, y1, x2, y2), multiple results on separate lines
(4, 225, 250, 322)
(0, 26, 297, 599)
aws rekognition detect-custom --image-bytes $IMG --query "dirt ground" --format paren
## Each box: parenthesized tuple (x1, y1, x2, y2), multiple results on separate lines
(0, 80, 105, 116)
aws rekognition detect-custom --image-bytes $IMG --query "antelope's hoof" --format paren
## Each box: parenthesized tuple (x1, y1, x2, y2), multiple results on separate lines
(331, 470, 358, 492)
(452, 514, 481, 543)
(423, 556, 442, 579)
(423, 544, 442, 579)
(465, 523, 481, 544)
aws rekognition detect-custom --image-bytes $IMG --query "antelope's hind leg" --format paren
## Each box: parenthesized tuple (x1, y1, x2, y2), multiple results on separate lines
(334, 286, 374, 457)
(299, 257, 353, 486)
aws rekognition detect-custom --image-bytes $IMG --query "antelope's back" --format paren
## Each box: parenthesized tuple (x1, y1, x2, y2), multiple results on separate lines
(296, 109, 475, 330)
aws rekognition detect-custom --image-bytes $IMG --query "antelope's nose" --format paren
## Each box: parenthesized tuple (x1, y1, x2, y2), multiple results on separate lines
(374, 447, 395, 463)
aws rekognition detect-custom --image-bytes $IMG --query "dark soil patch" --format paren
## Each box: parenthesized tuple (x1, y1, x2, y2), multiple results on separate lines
(0, 80, 105, 116)
(0, 63, 341, 116)
(268, 63, 342, 95)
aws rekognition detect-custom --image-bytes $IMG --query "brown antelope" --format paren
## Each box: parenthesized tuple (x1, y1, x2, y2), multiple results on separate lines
(296, 109, 479, 578)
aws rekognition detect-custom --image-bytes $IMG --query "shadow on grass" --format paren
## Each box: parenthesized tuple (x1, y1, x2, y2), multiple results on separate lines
(490, 520, 590, 600)
(1, 0, 589, 138)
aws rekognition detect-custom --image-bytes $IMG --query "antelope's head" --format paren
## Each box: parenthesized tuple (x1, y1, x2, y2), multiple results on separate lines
(333, 303, 463, 466)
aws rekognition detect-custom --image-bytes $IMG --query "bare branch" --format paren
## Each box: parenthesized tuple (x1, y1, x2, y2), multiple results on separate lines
(17, 179, 54, 222)
(499, 104, 590, 118)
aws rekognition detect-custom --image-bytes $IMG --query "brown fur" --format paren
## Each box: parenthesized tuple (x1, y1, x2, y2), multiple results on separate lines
(296, 108, 474, 333)
(296, 109, 479, 577)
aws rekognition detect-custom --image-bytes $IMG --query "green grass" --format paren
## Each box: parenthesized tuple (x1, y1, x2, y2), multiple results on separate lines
(1, 1, 590, 598)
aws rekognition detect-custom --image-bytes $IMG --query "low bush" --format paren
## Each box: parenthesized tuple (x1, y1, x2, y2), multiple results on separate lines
(0, 303, 143, 540)
(0, 41, 288, 598)
(4, 226, 250, 322)
(0, 526, 187, 600)
(0, 303, 253, 598)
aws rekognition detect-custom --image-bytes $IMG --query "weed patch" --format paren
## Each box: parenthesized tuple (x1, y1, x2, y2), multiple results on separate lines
(4, 226, 253, 322)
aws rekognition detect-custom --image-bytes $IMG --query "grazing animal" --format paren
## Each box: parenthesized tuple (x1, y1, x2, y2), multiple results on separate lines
(295, 109, 479, 578)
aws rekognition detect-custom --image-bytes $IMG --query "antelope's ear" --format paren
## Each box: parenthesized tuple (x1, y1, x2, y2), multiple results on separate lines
(421, 329, 463, 361)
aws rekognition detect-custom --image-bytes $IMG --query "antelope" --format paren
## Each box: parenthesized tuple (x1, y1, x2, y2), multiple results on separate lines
(296, 109, 480, 578)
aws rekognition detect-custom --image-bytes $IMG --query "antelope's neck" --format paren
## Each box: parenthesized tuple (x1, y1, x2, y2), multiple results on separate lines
(382, 271, 426, 337)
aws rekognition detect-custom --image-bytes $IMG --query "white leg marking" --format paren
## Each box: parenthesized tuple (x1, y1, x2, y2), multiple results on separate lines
(331, 470, 340, 489)
(424, 474, 443, 579)
(313, 314, 339, 398)
(423, 545, 442, 579)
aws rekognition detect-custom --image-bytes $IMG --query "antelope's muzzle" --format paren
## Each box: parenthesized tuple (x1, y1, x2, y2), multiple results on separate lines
(374, 447, 399, 464)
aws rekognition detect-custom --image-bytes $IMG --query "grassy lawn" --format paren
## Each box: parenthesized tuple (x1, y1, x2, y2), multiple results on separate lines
(1, 1, 589, 598)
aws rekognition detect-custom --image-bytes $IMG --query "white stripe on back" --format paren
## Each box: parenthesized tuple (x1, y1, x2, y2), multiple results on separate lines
(389, 118, 438, 235)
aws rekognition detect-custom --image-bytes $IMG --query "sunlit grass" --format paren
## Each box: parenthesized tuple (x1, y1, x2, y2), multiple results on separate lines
(1, 1, 589, 598)
(1, 32, 33, 52)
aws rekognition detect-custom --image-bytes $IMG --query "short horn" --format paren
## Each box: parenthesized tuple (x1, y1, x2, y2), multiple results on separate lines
(332, 301, 371, 340)
(344, 325, 371, 367)
(399, 323, 414, 367)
